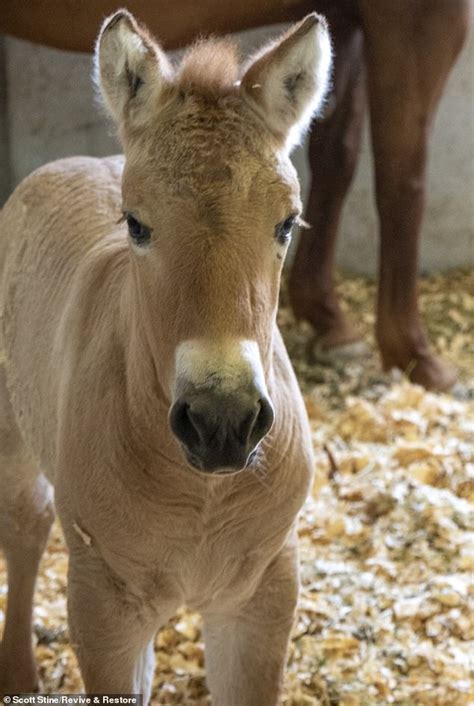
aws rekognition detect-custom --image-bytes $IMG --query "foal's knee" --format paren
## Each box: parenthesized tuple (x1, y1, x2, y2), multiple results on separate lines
(0, 470, 54, 562)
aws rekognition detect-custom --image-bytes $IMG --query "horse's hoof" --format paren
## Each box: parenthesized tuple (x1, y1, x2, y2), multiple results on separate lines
(312, 338, 370, 364)
(407, 354, 458, 392)
(383, 353, 458, 392)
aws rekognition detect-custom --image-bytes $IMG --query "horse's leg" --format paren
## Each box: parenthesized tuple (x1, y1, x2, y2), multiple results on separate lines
(360, 0, 471, 390)
(289, 12, 366, 349)
(66, 550, 177, 701)
(0, 368, 55, 694)
(203, 543, 298, 706)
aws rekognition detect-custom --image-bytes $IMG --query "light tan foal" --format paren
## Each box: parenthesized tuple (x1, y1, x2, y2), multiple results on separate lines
(0, 11, 331, 704)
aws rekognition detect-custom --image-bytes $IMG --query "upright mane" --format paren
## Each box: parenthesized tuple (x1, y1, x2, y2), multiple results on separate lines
(177, 38, 240, 97)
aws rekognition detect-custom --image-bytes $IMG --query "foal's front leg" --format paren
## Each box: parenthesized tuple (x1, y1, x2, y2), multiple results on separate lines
(203, 543, 299, 706)
(66, 549, 178, 701)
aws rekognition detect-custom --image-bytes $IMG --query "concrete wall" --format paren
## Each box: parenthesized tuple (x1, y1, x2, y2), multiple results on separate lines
(0, 25, 473, 275)
(0, 38, 10, 206)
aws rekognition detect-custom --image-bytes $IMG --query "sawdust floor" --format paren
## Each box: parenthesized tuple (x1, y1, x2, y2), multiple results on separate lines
(1, 268, 473, 705)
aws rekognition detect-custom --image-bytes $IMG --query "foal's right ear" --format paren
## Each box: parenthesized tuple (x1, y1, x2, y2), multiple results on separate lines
(95, 10, 172, 128)
(241, 14, 331, 150)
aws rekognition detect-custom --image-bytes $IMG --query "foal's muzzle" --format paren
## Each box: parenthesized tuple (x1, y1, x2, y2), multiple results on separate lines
(169, 390, 274, 473)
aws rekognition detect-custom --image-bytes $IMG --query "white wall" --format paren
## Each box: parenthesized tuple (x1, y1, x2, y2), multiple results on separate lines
(1, 24, 472, 275)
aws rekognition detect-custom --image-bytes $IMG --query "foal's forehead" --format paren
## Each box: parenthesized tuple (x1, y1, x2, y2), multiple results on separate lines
(126, 94, 297, 198)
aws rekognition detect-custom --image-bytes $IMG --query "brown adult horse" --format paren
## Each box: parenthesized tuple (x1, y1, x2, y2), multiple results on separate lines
(1, 0, 471, 390)
(0, 11, 330, 702)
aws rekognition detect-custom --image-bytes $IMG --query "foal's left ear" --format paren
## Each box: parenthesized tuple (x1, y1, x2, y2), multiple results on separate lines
(241, 14, 332, 149)
(95, 10, 172, 128)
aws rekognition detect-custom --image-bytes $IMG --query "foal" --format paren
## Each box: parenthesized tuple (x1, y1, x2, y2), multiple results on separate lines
(0, 11, 331, 703)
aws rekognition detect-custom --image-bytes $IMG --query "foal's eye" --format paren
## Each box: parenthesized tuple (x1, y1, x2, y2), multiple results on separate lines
(126, 214, 151, 246)
(275, 215, 297, 245)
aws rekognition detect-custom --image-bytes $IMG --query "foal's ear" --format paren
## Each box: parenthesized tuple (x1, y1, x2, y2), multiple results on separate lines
(95, 10, 172, 127)
(240, 14, 332, 149)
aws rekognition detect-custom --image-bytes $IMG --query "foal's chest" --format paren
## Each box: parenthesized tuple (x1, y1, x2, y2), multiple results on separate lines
(98, 476, 300, 611)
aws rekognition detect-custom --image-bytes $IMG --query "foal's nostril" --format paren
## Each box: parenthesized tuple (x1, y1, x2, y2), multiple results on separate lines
(169, 400, 201, 447)
(251, 397, 275, 443)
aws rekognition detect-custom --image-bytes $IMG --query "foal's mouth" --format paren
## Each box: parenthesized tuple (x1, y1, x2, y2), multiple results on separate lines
(182, 446, 259, 476)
